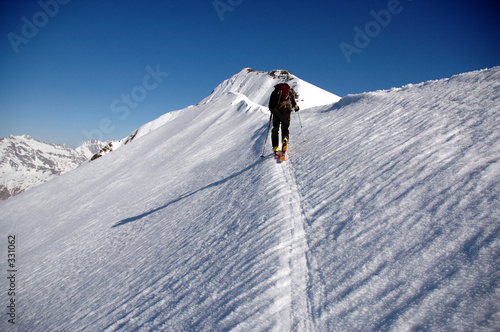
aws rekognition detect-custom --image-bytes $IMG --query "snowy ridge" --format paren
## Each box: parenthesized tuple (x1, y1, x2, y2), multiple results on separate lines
(90, 68, 340, 159)
(0, 135, 105, 200)
(0, 67, 499, 331)
(200, 68, 341, 109)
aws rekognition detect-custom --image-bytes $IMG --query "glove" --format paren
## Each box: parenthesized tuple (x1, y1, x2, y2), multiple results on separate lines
(294, 105, 300, 112)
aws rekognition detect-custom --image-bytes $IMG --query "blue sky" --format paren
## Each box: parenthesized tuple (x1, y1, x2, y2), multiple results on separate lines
(1, 0, 499, 148)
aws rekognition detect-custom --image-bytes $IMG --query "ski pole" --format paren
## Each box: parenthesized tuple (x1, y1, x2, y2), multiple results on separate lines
(296, 111, 306, 142)
(261, 113, 273, 157)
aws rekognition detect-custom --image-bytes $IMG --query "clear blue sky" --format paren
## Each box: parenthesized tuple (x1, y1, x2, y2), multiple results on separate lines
(1, 0, 499, 148)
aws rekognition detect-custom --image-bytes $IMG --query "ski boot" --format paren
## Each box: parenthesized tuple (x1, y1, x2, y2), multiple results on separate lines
(281, 138, 288, 161)
(273, 146, 280, 159)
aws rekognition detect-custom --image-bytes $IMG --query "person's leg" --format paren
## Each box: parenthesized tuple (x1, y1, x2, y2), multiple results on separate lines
(281, 111, 291, 153)
(271, 116, 280, 153)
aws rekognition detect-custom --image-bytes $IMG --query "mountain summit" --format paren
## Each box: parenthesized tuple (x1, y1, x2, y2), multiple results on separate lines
(1, 67, 499, 331)
(90, 68, 341, 160)
(200, 68, 341, 109)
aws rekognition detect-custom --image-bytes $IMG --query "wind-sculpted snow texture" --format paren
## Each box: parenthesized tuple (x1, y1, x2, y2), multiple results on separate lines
(295, 68, 500, 331)
(0, 67, 498, 331)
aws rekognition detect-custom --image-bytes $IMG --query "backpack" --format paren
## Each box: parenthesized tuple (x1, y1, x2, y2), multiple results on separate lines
(271, 83, 293, 112)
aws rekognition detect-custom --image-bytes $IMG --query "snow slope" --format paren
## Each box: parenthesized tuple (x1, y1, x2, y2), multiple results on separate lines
(200, 69, 341, 110)
(0, 136, 106, 200)
(90, 68, 341, 160)
(0, 67, 499, 331)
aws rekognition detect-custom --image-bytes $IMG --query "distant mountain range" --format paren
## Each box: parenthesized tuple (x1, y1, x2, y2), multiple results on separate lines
(0, 135, 106, 200)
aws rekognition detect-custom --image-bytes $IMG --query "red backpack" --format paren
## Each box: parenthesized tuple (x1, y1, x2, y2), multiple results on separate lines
(271, 83, 292, 111)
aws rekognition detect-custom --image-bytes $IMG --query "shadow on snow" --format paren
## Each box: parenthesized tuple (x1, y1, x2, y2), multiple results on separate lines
(112, 157, 266, 228)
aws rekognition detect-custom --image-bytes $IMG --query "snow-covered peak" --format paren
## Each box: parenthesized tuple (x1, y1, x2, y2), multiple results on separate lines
(200, 68, 341, 109)
(91, 68, 341, 159)
(75, 140, 108, 160)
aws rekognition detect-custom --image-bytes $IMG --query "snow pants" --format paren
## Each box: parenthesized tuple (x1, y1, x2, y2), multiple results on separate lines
(271, 108, 291, 149)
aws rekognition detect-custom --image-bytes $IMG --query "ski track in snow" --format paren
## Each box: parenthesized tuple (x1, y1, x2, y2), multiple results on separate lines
(268, 158, 313, 331)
